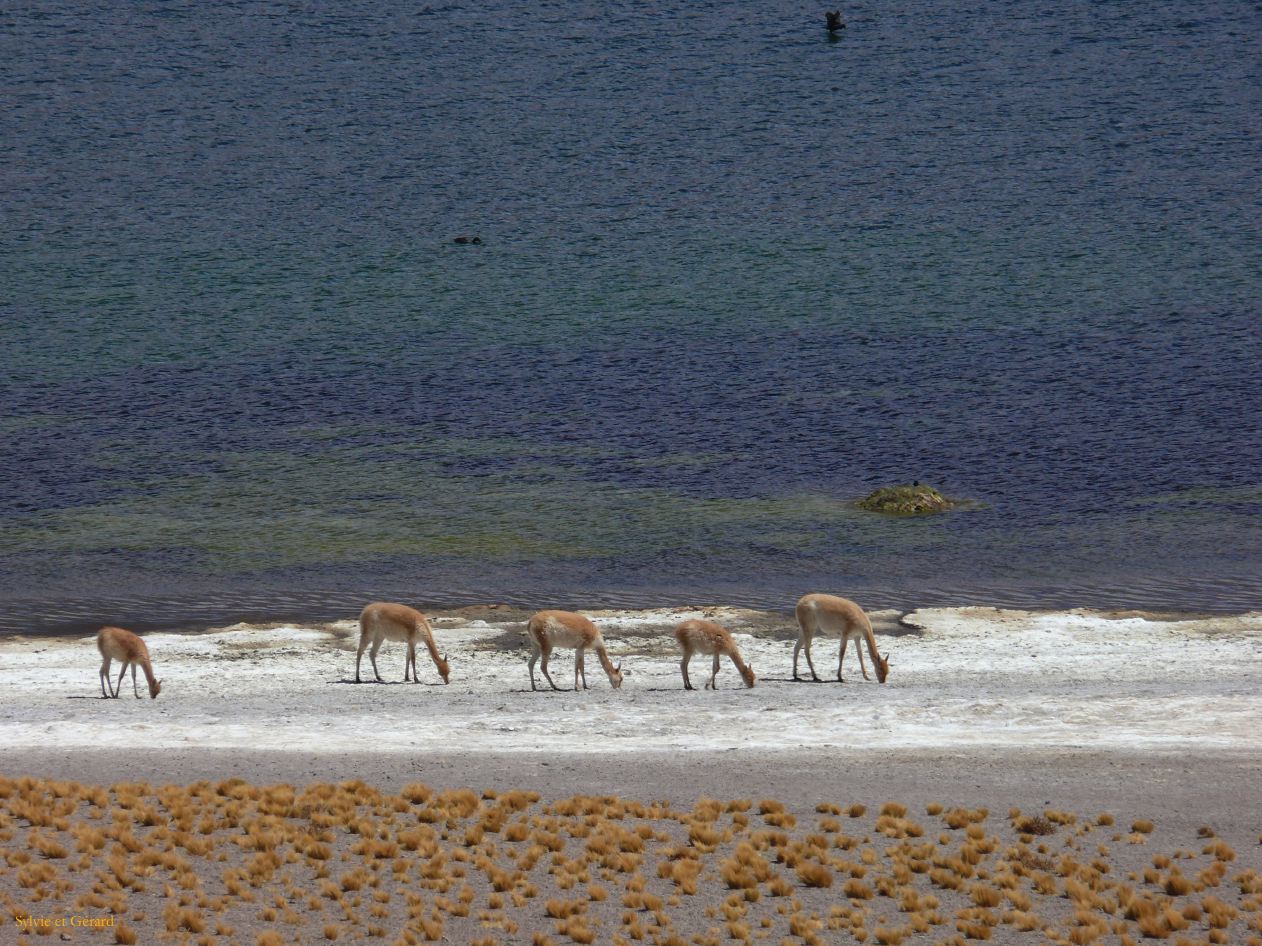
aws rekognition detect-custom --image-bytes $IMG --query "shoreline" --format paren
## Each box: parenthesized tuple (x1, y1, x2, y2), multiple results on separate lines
(4, 578, 1262, 639)
(3, 605, 1260, 944)
(1, 605, 1258, 756)
(0, 597, 1250, 642)
(3, 604, 1259, 803)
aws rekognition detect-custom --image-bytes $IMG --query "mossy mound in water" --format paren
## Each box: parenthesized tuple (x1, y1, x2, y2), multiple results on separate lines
(856, 483, 955, 515)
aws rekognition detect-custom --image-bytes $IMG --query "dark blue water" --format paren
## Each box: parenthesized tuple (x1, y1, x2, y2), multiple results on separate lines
(2, 0, 1261, 633)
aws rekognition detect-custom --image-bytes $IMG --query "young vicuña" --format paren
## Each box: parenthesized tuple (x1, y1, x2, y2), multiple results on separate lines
(96, 626, 162, 699)
(674, 618, 755, 689)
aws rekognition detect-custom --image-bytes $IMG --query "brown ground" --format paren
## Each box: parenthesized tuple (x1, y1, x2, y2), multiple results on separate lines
(2, 748, 1260, 946)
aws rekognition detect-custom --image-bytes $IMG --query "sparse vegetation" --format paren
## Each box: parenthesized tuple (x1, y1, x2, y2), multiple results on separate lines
(0, 776, 1254, 945)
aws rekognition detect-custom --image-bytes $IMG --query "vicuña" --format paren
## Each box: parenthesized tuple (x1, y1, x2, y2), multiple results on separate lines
(526, 610, 623, 691)
(356, 602, 450, 684)
(793, 593, 890, 683)
(97, 626, 162, 699)
(674, 618, 755, 689)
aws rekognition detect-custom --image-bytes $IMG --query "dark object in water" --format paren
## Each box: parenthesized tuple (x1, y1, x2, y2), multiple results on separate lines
(826, 9, 845, 32)
(453, 236, 483, 245)
(855, 483, 956, 515)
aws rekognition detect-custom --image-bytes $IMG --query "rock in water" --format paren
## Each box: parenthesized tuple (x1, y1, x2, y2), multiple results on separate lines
(856, 483, 955, 515)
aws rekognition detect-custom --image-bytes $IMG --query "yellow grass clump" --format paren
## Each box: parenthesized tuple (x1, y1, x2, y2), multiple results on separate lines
(796, 862, 833, 888)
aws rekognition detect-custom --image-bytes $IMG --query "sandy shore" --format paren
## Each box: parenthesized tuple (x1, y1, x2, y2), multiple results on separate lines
(3, 605, 1260, 751)
(2, 603, 1260, 824)
(2, 605, 1260, 945)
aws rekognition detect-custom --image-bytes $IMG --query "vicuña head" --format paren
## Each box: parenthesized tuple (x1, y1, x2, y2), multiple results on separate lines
(870, 650, 890, 684)
(96, 626, 162, 699)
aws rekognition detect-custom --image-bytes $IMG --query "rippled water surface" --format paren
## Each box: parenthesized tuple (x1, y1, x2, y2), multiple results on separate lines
(2, 0, 1260, 632)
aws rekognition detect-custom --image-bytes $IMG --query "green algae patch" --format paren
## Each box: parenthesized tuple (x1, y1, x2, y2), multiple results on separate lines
(856, 483, 956, 515)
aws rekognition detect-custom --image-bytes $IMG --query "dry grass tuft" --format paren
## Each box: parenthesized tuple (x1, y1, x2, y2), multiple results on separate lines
(943, 808, 989, 830)
(1204, 840, 1236, 862)
(555, 915, 596, 944)
(29, 833, 69, 859)
(1014, 815, 1056, 836)
(843, 878, 875, 900)
(796, 862, 833, 888)
(968, 883, 1002, 908)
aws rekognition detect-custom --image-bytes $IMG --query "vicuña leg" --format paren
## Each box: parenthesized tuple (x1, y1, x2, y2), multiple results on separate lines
(680, 650, 694, 690)
(793, 634, 821, 681)
(837, 640, 846, 682)
(99, 658, 112, 698)
(130, 663, 142, 698)
(539, 645, 562, 691)
(575, 648, 589, 690)
(855, 636, 870, 680)
(707, 654, 721, 689)
(354, 638, 368, 683)
(368, 638, 385, 682)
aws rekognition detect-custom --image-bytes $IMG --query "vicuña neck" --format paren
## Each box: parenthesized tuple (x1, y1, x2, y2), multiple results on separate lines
(595, 644, 618, 677)
(422, 634, 444, 670)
